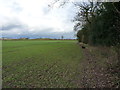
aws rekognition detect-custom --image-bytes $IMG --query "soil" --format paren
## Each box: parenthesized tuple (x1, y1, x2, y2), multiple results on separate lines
(74, 44, 116, 88)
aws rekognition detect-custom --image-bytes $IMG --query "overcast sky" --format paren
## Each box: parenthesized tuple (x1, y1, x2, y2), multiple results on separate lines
(0, 0, 79, 39)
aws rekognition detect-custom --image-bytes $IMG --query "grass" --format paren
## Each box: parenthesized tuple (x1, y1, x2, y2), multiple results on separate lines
(2, 40, 83, 88)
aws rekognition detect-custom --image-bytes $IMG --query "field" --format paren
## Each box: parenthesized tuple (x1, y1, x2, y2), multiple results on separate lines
(2, 40, 83, 88)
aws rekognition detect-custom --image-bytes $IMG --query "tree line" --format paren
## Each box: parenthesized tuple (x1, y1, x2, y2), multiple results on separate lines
(75, 2, 120, 47)
(75, 1, 120, 63)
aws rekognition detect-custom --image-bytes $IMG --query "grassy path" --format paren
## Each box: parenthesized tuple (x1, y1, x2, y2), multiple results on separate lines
(2, 40, 83, 88)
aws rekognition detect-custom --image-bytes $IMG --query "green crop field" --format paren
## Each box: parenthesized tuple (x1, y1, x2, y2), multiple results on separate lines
(2, 40, 83, 88)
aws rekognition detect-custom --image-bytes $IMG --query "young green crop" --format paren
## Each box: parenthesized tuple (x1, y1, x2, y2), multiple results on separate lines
(2, 40, 83, 88)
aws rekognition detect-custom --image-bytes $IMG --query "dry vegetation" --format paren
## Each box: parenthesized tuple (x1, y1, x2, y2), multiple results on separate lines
(78, 43, 119, 88)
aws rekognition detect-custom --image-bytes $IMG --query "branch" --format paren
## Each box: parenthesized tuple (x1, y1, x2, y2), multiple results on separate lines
(112, 2, 120, 15)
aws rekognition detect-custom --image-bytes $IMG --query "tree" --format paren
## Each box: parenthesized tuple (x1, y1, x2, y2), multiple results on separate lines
(61, 35, 64, 39)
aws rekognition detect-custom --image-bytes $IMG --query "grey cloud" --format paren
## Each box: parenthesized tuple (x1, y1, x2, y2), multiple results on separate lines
(1, 22, 28, 31)
(1, 19, 75, 39)
(2, 26, 75, 39)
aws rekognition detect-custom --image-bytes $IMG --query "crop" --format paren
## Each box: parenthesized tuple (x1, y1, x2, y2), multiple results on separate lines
(2, 40, 82, 88)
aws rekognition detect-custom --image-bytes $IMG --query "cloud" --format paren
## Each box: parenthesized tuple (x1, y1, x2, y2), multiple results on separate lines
(1, 22, 27, 31)
(1, 26, 75, 39)
(0, 0, 77, 39)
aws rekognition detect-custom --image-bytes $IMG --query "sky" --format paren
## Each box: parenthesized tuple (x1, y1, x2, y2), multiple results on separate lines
(0, 0, 79, 39)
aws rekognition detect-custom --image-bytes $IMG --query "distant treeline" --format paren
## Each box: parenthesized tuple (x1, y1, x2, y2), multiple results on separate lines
(1, 38, 76, 40)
